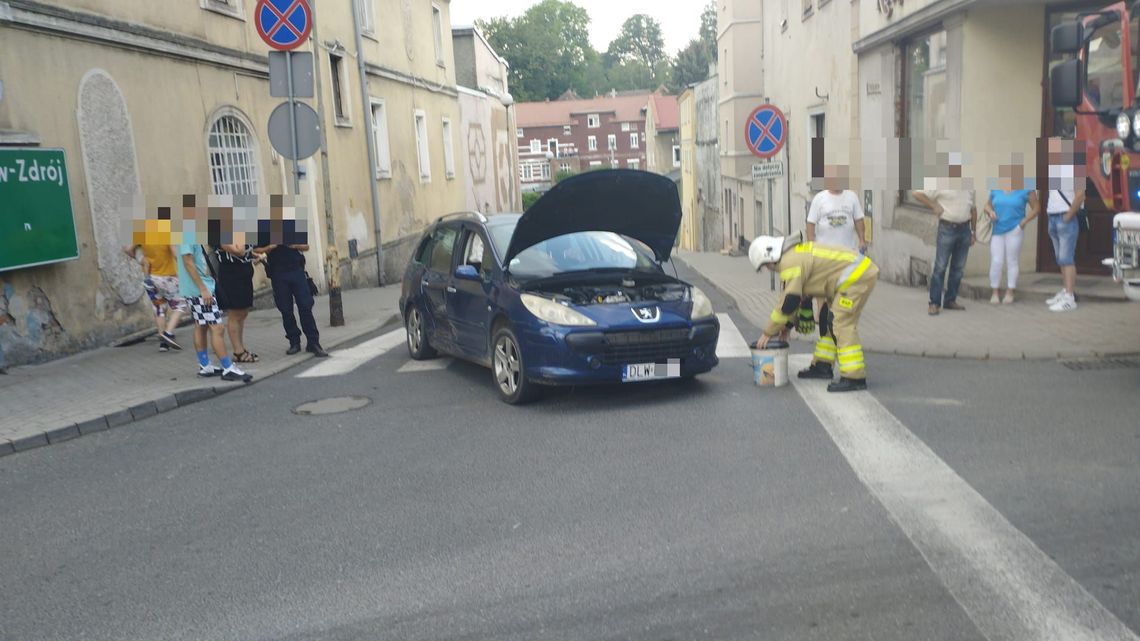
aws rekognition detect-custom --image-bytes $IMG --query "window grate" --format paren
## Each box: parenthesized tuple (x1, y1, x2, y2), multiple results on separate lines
(208, 115, 259, 196)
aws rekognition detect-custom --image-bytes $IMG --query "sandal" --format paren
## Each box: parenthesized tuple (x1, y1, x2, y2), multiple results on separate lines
(235, 350, 259, 363)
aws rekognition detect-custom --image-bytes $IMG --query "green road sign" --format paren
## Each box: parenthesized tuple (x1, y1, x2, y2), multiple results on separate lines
(0, 148, 79, 272)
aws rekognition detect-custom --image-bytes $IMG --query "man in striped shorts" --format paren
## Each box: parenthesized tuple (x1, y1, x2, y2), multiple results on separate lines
(749, 233, 879, 392)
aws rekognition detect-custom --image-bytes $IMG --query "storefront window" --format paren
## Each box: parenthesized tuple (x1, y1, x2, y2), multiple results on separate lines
(903, 29, 947, 200)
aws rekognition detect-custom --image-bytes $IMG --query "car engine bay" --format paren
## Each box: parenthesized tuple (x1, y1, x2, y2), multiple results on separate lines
(528, 278, 690, 306)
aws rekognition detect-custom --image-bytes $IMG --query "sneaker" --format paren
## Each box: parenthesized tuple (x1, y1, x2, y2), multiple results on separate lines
(1046, 289, 1067, 306)
(943, 300, 966, 311)
(221, 366, 254, 383)
(160, 332, 183, 350)
(1049, 293, 1077, 312)
(158, 342, 169, 353)
(197, 365, 223, 377)
(990, 292, 1000, 305)
(798, 362, 834, 380)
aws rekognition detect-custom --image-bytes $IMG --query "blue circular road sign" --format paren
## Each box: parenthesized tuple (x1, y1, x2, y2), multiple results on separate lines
(746, 105, 787, 160)
(255, 0, 313, 51)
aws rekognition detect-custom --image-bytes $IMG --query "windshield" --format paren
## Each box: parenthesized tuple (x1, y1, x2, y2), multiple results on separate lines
(1088, 14, 1126, 110)
(487, 225, 661, 280)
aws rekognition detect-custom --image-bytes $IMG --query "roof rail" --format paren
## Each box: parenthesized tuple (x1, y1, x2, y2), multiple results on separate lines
(435, 211, 488, 224)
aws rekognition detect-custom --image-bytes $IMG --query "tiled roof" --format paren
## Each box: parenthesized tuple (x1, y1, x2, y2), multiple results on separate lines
(517, 92, 653, 127)
(650, 94, 680, 131)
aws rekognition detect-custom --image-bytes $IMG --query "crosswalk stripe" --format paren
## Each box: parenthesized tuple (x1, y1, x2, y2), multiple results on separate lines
(715, 313, 752, 359)
(397, 358, 453, 373)
(296, 329, 406, 378)
(788, 353, 1139, 641)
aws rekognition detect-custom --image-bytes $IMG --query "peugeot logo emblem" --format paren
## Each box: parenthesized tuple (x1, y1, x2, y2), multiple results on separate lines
(632, 306, 660, 323)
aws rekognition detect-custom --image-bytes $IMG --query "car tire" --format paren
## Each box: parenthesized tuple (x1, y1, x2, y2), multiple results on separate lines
(406, 305, 437, 360)
(491, 326, 539, 405)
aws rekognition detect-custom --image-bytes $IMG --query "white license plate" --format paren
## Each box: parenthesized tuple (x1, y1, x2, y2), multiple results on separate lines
(1118, 229, 1140, 246)
(622, 360, 681, 382)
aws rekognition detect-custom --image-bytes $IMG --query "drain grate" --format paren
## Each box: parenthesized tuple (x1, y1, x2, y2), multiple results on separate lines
(1060, 357, 1140, 371)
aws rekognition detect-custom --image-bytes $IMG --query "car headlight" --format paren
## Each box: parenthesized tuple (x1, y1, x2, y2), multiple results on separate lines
(1117, 112, 1131, 139)
(1131, 111, 1140, 138)
(690, 287, 714, 320)
(520, 293, 597, 326)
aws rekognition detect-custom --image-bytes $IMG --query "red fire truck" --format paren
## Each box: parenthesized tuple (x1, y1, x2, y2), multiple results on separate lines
(1051, 1, 1140, 300)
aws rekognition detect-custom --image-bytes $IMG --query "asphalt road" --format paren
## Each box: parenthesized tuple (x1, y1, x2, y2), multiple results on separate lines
(1, 267, 1137, 641)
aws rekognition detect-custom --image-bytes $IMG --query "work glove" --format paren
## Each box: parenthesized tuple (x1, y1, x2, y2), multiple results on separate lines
(795, 307, 816, 335)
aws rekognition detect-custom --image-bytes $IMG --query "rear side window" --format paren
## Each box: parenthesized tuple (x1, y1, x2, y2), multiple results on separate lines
(413, 233, 435, 264)
(428, 226, 459, 273)
(461, 230, 493, 277)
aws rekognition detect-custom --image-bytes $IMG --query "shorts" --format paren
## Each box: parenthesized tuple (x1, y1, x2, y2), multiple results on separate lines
(1048, 213, 1079, 267)
(187, 296, 225, 326)
(145, 275, 186, 313)
(215, 261, 254, 310)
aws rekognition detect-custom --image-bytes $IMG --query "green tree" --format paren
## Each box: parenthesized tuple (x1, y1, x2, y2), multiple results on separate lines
(478, 0, 597, 102)
(672, 39, 712, 89)
(700, 1, 718, 62)
(606, 14, 668, 71)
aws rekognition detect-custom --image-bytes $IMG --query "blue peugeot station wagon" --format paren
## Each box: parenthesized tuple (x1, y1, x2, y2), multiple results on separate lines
(399, 170, 720, 404)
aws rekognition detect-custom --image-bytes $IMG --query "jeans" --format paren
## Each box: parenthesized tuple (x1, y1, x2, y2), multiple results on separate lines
(989, 226, 1024, 289)
(930, 221, 972, 306)
(1047, 213, 1079, 267)
(271, 269, 319, 345)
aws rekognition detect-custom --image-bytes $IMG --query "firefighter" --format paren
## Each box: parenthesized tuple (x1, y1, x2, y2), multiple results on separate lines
(748, 233, 879, 392)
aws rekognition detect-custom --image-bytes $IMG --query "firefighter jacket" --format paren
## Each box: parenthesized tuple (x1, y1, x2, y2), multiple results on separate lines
(762, 242, 875, 337)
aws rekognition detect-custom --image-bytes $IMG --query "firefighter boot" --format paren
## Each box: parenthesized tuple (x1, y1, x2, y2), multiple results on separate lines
(798, 361, 834, 380)
(828, 377, 868, 393)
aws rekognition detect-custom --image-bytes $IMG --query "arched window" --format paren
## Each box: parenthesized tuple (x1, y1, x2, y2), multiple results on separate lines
(207, 112, 260, 195)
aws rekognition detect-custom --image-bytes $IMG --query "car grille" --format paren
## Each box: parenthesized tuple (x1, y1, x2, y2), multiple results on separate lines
(600, 328, 701, 365)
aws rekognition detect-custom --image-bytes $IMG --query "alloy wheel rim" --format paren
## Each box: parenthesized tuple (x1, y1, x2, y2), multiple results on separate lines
(494, 336, 520, 395)
(408, 309, 422, 352)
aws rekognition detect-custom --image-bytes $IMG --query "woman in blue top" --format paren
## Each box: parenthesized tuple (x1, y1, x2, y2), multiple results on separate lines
(984, 163, 1040, 304)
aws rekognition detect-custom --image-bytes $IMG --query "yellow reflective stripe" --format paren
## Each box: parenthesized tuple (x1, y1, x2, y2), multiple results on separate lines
(838, 344, 862, 354)
(814, 353, 837, 363)
(839, 362, 865, 373)
(815, 341, 838, 353)
(838, 257, 873, 292)
(794, 242, 814, 253)
(838, 355, 863, 365)
(812, 247, 858, 262)
(780, 266, 803, 281)
(770, 309, 790, 323)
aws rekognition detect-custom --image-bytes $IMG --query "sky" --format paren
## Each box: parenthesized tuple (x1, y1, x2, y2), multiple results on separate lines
(449, 0, 707, 55)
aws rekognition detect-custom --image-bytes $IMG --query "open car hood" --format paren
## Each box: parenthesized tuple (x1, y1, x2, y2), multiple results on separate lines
(503, 170, 682, 266)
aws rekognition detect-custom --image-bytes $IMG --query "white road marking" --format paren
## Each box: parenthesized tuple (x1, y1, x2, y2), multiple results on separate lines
(397, 358, 453, 373)
(715, 313, 752, 359)
(296, 329, 406, 378)
(788, 353, 1139, 641)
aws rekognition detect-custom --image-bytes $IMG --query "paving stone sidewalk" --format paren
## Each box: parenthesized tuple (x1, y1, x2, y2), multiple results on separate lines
(676, 251, 1140, 361)
(0, 285, 403, 456)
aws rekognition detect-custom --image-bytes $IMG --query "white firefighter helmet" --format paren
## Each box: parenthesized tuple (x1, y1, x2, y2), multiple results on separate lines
(748, 232, 803, 272)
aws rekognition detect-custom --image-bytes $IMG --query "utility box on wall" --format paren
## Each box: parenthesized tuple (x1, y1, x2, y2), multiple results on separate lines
(0, 148, 79, 272)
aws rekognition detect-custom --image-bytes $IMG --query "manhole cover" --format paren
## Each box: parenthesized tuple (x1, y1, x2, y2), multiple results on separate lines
(293, 396, 372, 415)
(1060, 357, 1140, 371)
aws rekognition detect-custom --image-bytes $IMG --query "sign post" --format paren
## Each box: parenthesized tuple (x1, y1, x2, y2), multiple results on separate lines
(745, 104, 788, 290)
(256, 0, 314, 193)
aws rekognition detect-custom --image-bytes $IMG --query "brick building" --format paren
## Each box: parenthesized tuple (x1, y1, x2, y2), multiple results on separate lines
(515, 91, 656, 192)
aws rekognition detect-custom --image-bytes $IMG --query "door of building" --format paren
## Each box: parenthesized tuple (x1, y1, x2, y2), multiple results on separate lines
(1039, 5, 1121, 273)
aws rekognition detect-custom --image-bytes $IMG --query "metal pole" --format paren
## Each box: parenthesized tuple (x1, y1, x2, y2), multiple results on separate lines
(768, 176, 775, 291)
(785, 118, 792, 242)
(308, 0, 345, 326)
(352, 0, 384, 286)
(286, 50, 301, 194)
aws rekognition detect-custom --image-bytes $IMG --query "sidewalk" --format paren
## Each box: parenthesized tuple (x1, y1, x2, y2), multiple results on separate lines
(676, 251, 1140, 361)
(0, 286, 403, 457)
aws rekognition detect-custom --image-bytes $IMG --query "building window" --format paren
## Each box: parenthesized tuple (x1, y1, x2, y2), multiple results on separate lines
(207, 112, 260, 196)
(548, 138, 559, 156)
(432, 3, 444, 66)
(630, 133, 639, 149)
(627, 159, 640, 170)
(517, 128, 523, 138)
(370, 98, 391, 179)
(589, 160, 602, 167)
(622, 122, 631, 132)
(414, 109, 431, 182)
(672, 145, 681, 167)
(356, 0, 375, 36)
(903, 28, 948, 200)
(330, 52, 350, 125)
(587, 114, 600, 128)
(563, 125, 572, 136)
(588, 136, 597, 151)
(521, 164, 532, 180)
(529, 139, 541, 154)
(608, 134, 616, 150)
(541, 163, 551, 180)
(442, 117, 455, 179)
(199, 0, 244, 20)
(559, 161, 572, 173)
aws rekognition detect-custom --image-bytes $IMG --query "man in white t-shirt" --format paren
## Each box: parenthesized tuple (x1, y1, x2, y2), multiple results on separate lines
(796, 164, 868, 381)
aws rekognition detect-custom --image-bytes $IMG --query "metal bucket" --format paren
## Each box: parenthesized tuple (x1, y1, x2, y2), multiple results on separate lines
(751, 341, 789, 387)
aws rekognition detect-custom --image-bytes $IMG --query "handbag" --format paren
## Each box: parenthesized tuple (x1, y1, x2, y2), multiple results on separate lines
(305, 271, 318, 297)
(974, 208, 993, 244)
(1058, 190, 1091, 233)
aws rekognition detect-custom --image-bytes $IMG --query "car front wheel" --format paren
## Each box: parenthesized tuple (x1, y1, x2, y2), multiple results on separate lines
(491, 327, 538, 405)
(406, 305, 437, 360)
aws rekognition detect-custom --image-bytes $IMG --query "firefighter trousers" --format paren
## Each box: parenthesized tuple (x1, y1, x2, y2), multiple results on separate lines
(830, 262, 879, 380)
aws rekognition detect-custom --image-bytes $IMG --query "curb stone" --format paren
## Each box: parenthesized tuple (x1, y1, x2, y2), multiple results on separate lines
(0, 313, 401, 460)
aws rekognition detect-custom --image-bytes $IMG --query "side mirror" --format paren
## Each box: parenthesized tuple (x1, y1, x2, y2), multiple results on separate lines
(1051, 21, 1083, 55)
(1050, 59, 1083, 109)
(454, 264, 480, 281)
